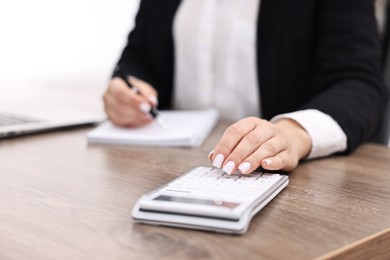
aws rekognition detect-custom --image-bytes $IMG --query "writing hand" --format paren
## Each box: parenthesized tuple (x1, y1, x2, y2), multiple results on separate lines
(103, 77, 158, 127)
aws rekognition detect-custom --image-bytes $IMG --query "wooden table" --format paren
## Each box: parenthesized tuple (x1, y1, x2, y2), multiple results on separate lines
(1, 122, 390, 260)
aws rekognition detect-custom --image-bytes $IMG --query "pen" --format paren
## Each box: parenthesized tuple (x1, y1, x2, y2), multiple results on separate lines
(114, 66, 168, 129)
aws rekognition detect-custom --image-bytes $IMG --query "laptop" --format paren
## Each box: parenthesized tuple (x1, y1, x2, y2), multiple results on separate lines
(0, 85, 105, 138)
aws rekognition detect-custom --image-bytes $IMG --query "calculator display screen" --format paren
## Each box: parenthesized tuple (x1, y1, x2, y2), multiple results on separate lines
(153, 195, 240, 209)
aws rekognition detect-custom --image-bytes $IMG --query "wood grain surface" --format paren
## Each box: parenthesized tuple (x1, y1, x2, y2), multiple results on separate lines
(1, 122, 390, 260)
(318, 227, 390, 260)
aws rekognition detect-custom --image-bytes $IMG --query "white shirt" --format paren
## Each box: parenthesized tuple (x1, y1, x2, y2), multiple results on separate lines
(172, 0, 347, 159)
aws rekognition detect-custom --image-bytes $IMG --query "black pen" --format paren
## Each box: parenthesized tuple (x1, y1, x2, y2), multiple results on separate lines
(115, 66, 168, 129)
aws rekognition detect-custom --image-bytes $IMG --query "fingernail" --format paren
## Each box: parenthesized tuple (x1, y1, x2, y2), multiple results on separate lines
(212, 153, 224, 168)
(222, 161, 235, 175)
(208, 150, 215, 162)
(139, 102, 151, 114)
(238, 162, 251, 175)
(264, 159, 272, 166)
(148, 95, 158, 106)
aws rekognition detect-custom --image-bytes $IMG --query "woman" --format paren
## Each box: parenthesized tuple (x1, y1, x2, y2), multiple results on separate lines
(103, 0, 388, 174)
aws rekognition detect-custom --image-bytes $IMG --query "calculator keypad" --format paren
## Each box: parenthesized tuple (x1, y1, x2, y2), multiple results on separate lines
(162, 167, 281, 201)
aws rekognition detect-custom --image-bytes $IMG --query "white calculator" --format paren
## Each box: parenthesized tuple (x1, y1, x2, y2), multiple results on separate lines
(132, 166, 288, 234)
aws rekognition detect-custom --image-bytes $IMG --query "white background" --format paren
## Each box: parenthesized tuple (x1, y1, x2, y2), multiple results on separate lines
(0, 0, 140, 90)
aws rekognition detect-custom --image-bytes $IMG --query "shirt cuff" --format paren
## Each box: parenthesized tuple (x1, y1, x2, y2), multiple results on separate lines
(270, 109, 347, 159)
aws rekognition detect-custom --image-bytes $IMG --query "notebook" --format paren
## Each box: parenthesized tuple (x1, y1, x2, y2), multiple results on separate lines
(87, 108, 219, 147)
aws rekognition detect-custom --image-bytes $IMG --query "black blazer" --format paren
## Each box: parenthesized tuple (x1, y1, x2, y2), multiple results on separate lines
(114, 0, 388, 153)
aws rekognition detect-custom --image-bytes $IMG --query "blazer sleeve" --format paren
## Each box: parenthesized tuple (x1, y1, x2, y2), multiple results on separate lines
(112, 0, 156, 86)
(302, 0, 388, 152)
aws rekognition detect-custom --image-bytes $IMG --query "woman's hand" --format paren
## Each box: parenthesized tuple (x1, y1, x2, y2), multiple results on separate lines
(208, 117, 312, 174)
(103, 77, 158, 127)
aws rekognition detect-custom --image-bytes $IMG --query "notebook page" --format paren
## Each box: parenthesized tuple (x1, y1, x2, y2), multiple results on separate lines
(87, 108, 219, 147)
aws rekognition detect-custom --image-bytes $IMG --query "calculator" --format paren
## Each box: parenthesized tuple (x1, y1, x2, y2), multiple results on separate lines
(132, 166, 288, 234)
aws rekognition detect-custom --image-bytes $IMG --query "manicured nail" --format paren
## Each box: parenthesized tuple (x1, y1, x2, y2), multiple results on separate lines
(208, 150, 215, 162)
(264, 159, 272, 166)
(148, 95, 158, 106)
(212, 154, 224, 168)
(238, 162, 251, 175)
(139, 102, 151, 114)
(222, 161, 235, 175)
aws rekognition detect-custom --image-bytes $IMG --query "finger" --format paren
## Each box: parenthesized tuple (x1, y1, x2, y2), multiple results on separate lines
(106, 83, 153, 116)
(104, 92, 152, 127)
(234, 136, 286, 174)
(111, 77, 151, 108)
(104, 92, 135, 117)
(105, 97, 148, 122)
(211, 117, 259, 168)
(261, 150, 298, 171)
(129, 77, 159, 106)
(208, 150, 215, 162)
(110, 77, 135, 105)
(221, 125, 276, 174)
(105, 106, 152, 127)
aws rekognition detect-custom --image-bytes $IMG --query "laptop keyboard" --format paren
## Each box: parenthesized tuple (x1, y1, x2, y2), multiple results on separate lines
(0, 113, 42, 126)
